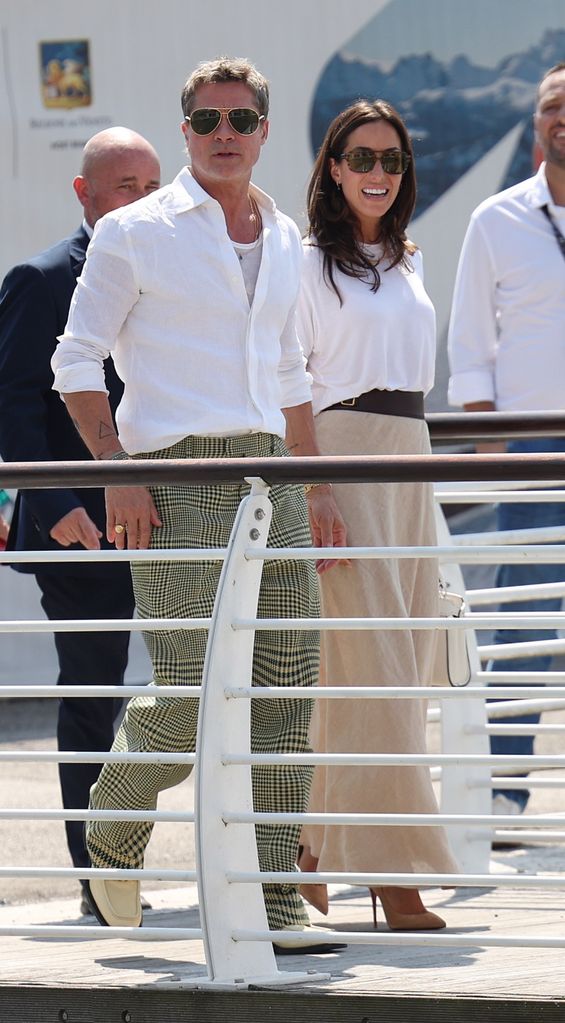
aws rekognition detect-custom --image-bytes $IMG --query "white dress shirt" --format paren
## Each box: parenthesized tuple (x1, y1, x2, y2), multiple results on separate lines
(296, 242, 436, 416)
(52, 168, 311, 453)
(448, 163, 565, 410)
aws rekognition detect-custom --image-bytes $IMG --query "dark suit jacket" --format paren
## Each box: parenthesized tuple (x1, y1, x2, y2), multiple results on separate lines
(0, 226, 126, 576)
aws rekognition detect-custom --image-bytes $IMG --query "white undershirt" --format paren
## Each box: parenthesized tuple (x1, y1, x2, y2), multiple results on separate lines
(233, 235, 263, 306)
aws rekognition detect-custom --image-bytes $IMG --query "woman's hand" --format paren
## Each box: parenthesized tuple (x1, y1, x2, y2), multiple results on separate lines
(306, 484, 349, 574)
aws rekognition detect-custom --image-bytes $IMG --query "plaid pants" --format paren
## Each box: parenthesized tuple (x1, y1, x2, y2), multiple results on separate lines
(87, 433, 320, 929)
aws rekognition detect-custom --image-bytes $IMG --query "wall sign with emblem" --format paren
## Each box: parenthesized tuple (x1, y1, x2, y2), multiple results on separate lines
(39, 39, 91, 109)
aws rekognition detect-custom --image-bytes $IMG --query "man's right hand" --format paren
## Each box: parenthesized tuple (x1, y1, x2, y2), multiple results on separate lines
(49, 507, 103, 549)
(105, 485, 163, 550)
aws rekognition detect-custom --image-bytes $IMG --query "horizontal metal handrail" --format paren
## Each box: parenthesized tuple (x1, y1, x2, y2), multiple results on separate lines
(472, 777, 565, 788)
(468, 581, 565, 603)
(0, 866, 195, 880)
(0, 548, 225, 563)
(2, 451, 565, 488)
(1, 683, 565, 701)
(0, 926, 202, 941)
(234, 613, 565, 630)
(227, 685, 565, 699)
(480, 724, 565, 734)
(426, 410, 565, 441)
(0, 684, 201, 699)
(231, 869, 565, 888)
(239, 929, 565, 949)
(225, 752, 565, 767)
(0, 809, 194, 821)
(222, 810, 565, 827)
(439, 490, 565, 502)
(454, 524, 565, 545)
(0, 751, 195, 763)
(0, 617, 210, 632)
(246, 543, 565, 562)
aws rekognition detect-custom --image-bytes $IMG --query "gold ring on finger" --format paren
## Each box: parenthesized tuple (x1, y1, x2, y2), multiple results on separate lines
(114, 523, 125, 534)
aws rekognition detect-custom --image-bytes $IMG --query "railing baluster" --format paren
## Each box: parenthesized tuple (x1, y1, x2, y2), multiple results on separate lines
(194, 477, 326, 987)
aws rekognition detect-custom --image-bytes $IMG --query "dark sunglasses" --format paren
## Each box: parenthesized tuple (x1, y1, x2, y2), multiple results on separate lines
(338, 147, 411, 175)
(185, 107, 265, 136)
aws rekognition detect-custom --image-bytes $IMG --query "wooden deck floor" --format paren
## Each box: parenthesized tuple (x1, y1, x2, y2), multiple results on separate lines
(0, 877, 564, 1022)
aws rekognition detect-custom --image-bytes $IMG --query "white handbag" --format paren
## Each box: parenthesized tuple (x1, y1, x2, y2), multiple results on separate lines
(431, 581, 472, 687)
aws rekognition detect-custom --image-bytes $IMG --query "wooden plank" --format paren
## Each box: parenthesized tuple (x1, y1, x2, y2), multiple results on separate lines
(0, 987, 564, 1023)
(0, 884, 564, 1007)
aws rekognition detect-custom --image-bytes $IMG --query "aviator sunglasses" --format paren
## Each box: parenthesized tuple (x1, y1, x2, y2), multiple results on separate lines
(185, 107, 265, 136)
(338, 147, 411, 175)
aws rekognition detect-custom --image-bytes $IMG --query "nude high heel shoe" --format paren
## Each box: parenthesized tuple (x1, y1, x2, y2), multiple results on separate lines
(369, 886, 446, 931)
(297, 845, 329, 916)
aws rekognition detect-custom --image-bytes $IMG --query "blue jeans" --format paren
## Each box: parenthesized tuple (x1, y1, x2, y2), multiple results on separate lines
(490, 438, 565, 810)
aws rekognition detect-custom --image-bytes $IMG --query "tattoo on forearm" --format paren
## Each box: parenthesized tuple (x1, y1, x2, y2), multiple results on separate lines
(98, 421, 117, 440)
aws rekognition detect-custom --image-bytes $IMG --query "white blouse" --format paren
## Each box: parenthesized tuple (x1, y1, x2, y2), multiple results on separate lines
(296, 241, 436, 416)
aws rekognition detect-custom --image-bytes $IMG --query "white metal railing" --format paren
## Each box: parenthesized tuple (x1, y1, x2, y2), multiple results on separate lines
(1, 465, 565, 986)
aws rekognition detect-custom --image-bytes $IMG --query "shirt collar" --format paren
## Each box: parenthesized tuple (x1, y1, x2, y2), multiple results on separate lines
(165, 165, 278, 217)
(82, 218, 94, 239)
(525, 162, 553, 210)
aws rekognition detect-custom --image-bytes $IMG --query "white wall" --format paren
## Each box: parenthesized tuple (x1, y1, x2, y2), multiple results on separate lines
(0, 0, 382, 275)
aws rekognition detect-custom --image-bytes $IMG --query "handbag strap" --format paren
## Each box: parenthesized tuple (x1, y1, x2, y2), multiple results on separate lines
(541, 204, 565, 262)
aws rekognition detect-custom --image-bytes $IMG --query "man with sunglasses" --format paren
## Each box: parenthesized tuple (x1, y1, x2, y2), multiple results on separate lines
(448, 62, 565, 821)
(52, 57, 346, 954)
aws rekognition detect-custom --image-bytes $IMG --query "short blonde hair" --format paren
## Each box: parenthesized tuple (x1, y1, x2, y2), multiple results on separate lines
(181, 57, 269, 118)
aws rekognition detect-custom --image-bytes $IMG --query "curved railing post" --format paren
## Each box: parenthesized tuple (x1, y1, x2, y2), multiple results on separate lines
(434, 503, 492, 873)
(194, 477, 323, 987)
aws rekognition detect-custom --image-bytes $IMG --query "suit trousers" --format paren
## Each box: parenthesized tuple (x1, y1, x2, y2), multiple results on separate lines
(490, 437, 565, 810)
(36, 569, 134, 867)
(86, 432, 320, 930)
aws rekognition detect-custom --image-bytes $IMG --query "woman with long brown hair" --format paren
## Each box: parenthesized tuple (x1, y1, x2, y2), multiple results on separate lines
(297, 99, 458, 930)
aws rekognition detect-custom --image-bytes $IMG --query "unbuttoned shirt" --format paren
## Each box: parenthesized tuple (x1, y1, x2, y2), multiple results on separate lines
(52, 167, 311, 454)
(448, 163, 565, 411)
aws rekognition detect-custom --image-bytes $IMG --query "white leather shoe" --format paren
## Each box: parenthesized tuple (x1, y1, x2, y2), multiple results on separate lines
(84, 879, 142, 928)
(273, 924, 346, 955)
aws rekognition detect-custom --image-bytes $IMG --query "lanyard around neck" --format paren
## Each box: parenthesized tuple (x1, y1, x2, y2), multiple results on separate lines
(541, 204, 565, 262)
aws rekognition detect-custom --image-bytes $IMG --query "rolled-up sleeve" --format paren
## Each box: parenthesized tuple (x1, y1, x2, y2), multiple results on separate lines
(52, 216, 139, 394)
(447, 215, 498, 407)
(278, 300, 312, 408)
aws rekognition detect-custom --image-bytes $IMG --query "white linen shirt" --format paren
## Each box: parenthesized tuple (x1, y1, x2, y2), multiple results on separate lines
(296, 242, 436, 416)
(52, 167, 311, 453)
(448, 163, 565, 410)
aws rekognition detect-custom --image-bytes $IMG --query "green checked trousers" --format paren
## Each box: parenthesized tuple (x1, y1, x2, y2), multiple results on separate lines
(86, 432, 320, 930)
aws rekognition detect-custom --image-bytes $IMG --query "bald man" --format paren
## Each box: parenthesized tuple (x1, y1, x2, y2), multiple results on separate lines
(0, 128, 160, 907)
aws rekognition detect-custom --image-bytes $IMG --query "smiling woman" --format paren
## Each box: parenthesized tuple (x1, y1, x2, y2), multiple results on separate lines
(295, 98, 459, 930)
(330, 122, 406, 242)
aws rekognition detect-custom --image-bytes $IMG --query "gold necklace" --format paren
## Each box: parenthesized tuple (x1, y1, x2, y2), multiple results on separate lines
(248, 194, 262, 242)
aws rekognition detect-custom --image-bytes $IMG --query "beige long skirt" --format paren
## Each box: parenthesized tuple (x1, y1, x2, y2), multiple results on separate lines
(302, 410, 458, 874)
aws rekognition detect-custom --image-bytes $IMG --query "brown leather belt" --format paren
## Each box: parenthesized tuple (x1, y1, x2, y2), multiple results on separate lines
(323, 388, 424, 420)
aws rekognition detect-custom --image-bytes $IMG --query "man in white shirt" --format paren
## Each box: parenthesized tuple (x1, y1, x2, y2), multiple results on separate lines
(448, 62, 565, 816)
(52, 57, 346, 952)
